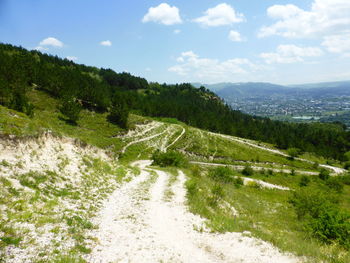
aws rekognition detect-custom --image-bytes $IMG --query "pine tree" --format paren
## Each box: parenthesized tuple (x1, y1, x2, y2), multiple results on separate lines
(59, 96, 81, 124)
(107, 94, 129, 129)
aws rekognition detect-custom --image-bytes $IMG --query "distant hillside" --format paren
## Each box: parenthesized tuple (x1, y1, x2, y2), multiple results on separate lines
(216, 83, 290, 98)
(196, 81, 350, 98)
(289, 80, 350, 89)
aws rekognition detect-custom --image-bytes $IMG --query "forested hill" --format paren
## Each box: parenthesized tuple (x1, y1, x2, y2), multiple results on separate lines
(1, 43, 349, 160)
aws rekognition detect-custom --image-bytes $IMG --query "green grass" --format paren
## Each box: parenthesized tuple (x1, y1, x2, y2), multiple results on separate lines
(1, 89, 348, 262)
(172, 126, 321, 173)
(0, 90, 147, 153)
(184, 165, 350, 263)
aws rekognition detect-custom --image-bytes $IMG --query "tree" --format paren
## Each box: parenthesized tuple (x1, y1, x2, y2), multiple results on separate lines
(107, 95, 129, 129)
(59, 96, 81, 124)
(287, 148, 301, 160)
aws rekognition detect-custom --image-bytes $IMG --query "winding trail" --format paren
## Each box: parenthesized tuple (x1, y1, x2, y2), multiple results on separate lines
(191, 161, 318, 175)
(164, 126, 186, 152)
(87, 161, 298, 263)
(211, 133, 346, 175)
(121, 130, 167, 154)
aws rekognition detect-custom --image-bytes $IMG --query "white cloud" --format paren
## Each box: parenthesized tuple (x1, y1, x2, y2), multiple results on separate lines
(194, 3, 244, 27)
(228, 30, 243, 42)
(145, 67, 152, 72)
(168, 51, 257, 83)
(259, 0, 350, 38)
(100, 40, 112, 46)
(260, 45, 323, 64)
(142, 3, 182, 25)
(66, 56, 78, 61)
(39, 37, 63, 48)
(322, 32, 350, 55)
(174, 29, 181, 34)
(34, 46, 48, 52)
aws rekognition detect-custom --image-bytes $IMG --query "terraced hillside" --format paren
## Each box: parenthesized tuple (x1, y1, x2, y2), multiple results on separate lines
(0, 90, 349, 263)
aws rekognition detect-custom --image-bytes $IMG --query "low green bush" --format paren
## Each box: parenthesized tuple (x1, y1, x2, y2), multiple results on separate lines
(242, 165, 254, 176)
(326, 177, 344, 193)
(209, 166, 233, 183)
(233, 177, 244, 188)
(289, 188, 350, 248)
(151, 150, 188, 167)
(319, 169, 330, 181)
(342, 174, 350, 185)
(299, 176, 310, 187)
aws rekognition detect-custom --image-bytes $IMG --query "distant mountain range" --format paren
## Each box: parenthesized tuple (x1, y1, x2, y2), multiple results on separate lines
(193, 81, 350, 98)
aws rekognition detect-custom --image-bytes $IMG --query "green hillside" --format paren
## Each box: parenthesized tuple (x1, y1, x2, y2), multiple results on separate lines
(1, 43, 350, 160)
(1, 43, 350, 263)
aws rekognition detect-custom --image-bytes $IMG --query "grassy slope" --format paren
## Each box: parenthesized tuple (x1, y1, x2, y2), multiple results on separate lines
(184, 166, 350, 263)
(1, 89, 349, 262)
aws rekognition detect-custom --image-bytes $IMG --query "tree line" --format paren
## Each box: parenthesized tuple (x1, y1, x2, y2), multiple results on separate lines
(0, 43, 349, 160)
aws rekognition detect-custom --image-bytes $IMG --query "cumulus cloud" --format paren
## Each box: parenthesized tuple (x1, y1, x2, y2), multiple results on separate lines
(193, 3, 244, 27)
(39, 37, 63, 48)
(260, 45, 323, 64)
(34, 46, 49, 52)
(66, 56, 78, 61)
(142, 3, 182, 25)
(173, 29, 181, 34)
(100, 40, 112, 46)
(168, 51, 257, 83)
(259, 0, 350, 38)
(322, 32, 350, 55)
(228, 30, 243, 42)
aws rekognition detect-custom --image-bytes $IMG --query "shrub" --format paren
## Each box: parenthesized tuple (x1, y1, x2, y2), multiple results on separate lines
(342, 174, 350, 185)
(308, 209, 350, 248)
(289, 188, 350, 248)
(152, 150, 188, 167)
(344, 161, 350, 170)
(209, 166, 233, 183)
(242, 165, 254, 176)
(326, 177, 344, 193)
(287, 148, 301, 160)
(319, 169, 330, 181)
(299, 176, 310, 187)
(234, 177, 244, 188)
(246, 181, 261, 189)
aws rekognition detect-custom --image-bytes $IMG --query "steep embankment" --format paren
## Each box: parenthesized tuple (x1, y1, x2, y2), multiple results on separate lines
(0, 132, 126, 262)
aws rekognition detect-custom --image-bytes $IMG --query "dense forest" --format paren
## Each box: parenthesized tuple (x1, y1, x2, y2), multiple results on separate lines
(1, 43, 349, 160)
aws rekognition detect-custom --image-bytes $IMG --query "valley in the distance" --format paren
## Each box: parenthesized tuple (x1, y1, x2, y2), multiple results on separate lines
(196, 81, 350, 128)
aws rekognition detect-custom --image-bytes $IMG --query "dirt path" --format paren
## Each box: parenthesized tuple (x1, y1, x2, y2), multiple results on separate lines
(87, 161, 298, 262)
(164, 126, 185, 152)
(121, 130, 167, 154)
(191, 161, 318, 175)
(212, 133, 346, 175)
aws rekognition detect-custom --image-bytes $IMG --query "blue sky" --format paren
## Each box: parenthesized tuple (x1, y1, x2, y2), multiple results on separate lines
(1, 0, 350, 85)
